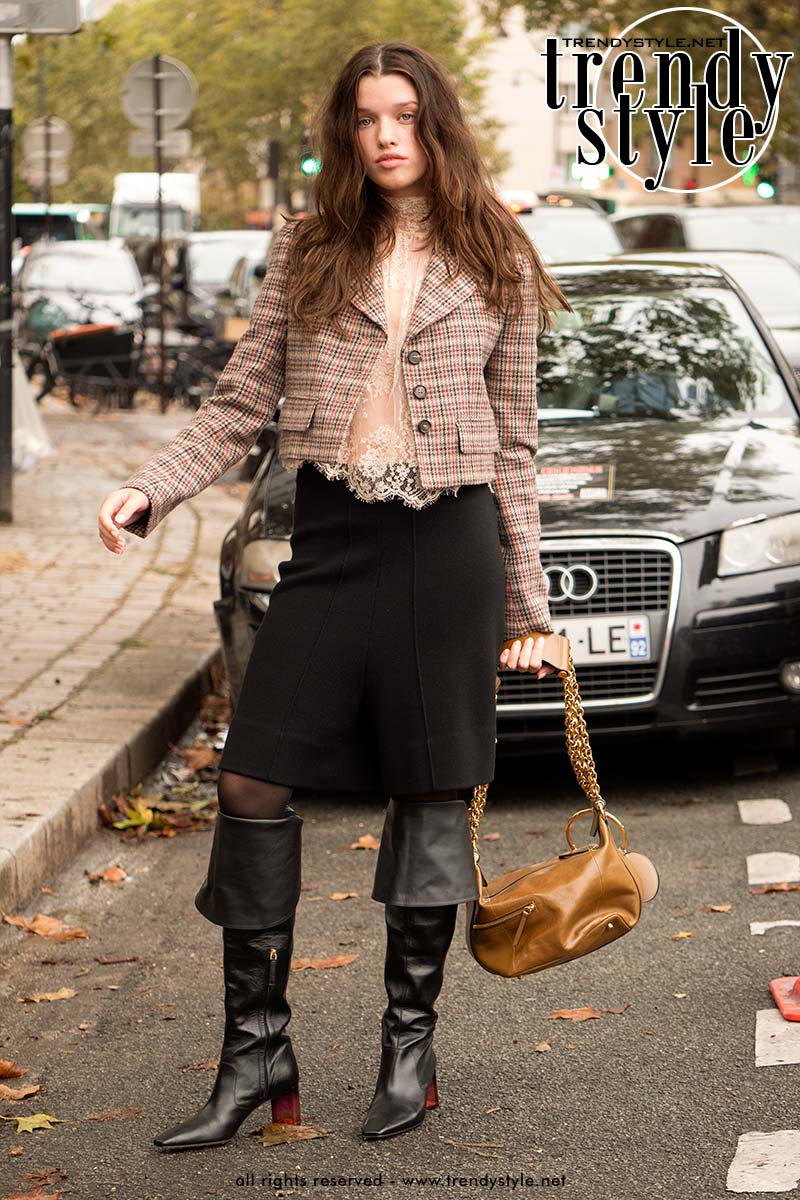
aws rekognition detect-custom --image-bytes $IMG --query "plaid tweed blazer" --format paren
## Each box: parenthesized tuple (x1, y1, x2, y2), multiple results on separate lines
(121, 220, 553, 639)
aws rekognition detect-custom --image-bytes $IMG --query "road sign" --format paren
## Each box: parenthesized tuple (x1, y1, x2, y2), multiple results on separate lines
(122, 55, 197, 132)
(22, 161, 68, 186)
(22, 116, 72, 161)
(128, 127, 191, 158)
(0, 1, 80, 34)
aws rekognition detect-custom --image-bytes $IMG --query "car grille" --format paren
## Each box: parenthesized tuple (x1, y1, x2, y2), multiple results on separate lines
(497, 540, 677, 709)
(691, 665, 787, 709)
(538, 546, 673, 615)
(500, 663, 660, 704)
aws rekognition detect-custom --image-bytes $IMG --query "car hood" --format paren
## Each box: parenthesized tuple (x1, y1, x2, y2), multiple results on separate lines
(536, 414, 800, 540)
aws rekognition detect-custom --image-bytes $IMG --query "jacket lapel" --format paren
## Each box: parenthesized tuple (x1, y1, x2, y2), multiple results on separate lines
(350, 245, 479, 341)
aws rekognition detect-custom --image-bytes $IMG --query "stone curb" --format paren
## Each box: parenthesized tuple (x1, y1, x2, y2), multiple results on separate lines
(0, 605, 223, 914)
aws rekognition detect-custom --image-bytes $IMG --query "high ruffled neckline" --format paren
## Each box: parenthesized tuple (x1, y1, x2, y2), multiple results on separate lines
(385, 193, 432, 233)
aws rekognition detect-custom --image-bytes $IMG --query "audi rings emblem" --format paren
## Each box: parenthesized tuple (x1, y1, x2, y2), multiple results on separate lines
(544, 564, 599, 602)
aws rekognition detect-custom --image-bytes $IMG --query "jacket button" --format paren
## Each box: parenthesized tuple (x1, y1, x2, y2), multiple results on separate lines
(417, 418, 432, 433)
(412, 384, 428, 399)
(407, 349, 422, 364)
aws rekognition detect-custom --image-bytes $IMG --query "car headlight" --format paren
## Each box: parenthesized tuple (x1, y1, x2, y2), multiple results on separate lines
(718, 512, 800, 577)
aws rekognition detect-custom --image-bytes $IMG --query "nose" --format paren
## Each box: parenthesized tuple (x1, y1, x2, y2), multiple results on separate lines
(376, 118, 398, 147)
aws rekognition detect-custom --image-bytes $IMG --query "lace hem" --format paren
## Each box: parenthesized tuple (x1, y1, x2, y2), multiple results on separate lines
(295, 459, 462, 509)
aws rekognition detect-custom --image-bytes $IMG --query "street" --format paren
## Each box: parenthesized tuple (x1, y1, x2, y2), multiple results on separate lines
(2, 711, 798, 1200)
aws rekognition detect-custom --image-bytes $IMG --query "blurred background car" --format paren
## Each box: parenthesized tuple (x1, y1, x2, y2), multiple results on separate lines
(612, 248, 800, 380)
(610, 203, 800, 270)
(501, 189, 623, 262)
(213, 258, 800, 752)
(164, 229, 273, 334)
(13, 239, 151, 373)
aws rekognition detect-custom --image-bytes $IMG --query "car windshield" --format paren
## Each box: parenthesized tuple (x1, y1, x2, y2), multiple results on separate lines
(686, 210, 800, 260)
(537, 275, 796, 421)
(518, 209, 623, 261)
(115, 205, 186, 237)
(23, 252, 139, 294)
(188, 238, 269, 285)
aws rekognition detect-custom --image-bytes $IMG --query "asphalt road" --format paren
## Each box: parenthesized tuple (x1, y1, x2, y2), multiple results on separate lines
(2, 721, 798, 1200)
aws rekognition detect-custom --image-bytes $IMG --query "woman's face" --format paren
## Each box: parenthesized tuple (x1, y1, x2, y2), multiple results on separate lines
(356, 72, 429, 198)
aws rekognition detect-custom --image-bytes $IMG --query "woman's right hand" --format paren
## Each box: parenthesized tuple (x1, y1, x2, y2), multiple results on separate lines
(98, 487, 151, 555)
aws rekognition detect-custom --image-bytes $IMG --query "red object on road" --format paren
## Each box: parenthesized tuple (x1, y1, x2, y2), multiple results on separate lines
(769, 976, 800, 1021)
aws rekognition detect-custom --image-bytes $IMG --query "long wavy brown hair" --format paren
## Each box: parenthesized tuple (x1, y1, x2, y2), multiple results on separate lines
(280, 41, 572, 338)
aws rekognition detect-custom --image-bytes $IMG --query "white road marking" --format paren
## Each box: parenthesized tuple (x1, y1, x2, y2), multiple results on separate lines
(755, 1009, 800, 1067)
(737, 799, 793, 824)
(751, 920, 800, 936)
(747, 853, 800, 886)
(727, 1130, 800, 1193)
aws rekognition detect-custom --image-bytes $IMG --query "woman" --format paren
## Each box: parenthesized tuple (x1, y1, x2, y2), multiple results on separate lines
(97, 41, 571, 1149)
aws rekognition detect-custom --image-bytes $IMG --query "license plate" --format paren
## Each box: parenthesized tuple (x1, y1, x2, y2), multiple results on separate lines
(552, 615, 652, 665)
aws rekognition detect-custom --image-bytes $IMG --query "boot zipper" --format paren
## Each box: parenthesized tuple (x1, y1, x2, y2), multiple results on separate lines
(268, 945, 278, 987)
(262, 945, 279, 1096)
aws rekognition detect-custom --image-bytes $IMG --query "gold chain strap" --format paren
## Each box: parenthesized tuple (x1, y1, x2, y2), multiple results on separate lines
(469, 642, 605, 856)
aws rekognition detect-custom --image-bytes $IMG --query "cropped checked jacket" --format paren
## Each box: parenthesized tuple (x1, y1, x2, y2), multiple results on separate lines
(121, 219, 554, 640)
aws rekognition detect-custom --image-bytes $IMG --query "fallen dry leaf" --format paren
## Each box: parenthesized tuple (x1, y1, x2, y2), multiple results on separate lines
(39, 888, 53, 895)
(250, 1121, 333, 1146)
(180, 1060, 219, 1071)
(94, 954, 138, 965)
(0, 1083, 40, 1101)
(674, 992, 688, 998)
(181, 745, 219, 772)
(6, 1189, 62, 1200)
(666, 931, 696, 940)
(20, 1167, 67, 1186)
(534, 1040, 553, 1052)
(700, 903, 732, 913)
(330, 892, 359, 901)
(87, 1107, 141, 1121)
(484, 1105, 513, 1113)
(749, 882, 800, 894)
(349, 834, 380, 850)
(0, 1059, 28, 1078)
(9, 1144, 24, 1154)
(291, 954, 358, 972)
(0, 1112, 65, 1134)
(604, 1003, 633, 1014)
(2, 913, 88, 941)
(483, 832, 501, 841)
(546, 1007, 605, 1022)
(17, 987, 77, 1004)
(85, 866, 127, 885)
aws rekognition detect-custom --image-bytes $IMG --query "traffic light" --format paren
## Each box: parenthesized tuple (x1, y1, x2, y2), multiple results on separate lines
(299, 129, 321, 176)
(756, 174, 776, 199)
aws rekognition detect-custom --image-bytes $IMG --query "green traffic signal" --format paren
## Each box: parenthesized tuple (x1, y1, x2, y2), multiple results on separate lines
(741, 163, 759, 186)
(756, 180, 776, 199)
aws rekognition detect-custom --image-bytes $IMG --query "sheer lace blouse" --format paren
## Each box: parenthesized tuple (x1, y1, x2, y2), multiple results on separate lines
(280, 193, 465, 508)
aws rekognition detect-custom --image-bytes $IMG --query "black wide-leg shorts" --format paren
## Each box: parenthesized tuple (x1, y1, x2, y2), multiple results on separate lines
(218, 463, 507, 795)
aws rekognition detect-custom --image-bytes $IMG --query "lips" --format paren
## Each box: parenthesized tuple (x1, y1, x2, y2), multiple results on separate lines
(377, 155, 405, 164)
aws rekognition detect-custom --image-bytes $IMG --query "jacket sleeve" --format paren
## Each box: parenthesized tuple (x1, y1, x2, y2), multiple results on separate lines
(484, 253, 554, 640)
(118, 221, 296, 539)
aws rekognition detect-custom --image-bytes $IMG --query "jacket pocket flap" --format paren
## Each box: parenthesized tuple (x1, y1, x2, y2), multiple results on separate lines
(456, 417, 500, 453)
(279, 394, 319, 431)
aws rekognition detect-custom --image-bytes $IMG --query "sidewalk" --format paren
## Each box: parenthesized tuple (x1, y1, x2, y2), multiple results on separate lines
(0, 391, 244, 912)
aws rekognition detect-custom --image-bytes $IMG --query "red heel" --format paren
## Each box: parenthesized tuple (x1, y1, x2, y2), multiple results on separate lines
(425, 1073, 439, 1110)
(271, 1088, 302, 1125)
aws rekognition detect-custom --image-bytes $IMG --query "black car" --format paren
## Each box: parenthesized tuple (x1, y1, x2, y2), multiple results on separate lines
(214, 259, 800, 751)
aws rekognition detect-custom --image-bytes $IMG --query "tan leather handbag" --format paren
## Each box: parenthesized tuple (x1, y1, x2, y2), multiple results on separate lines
(465, 633, 659, 979)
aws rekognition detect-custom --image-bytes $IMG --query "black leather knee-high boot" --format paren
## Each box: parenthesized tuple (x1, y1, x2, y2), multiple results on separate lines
(362, 796, 478, 1140)
(154, 807, 303, 1150)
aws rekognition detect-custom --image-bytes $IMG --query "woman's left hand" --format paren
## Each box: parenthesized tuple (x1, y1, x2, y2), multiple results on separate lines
(498, 635, 557, 679)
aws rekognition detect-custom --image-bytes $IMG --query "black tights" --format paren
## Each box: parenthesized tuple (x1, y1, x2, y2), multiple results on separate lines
(217, 770, 471, 820)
